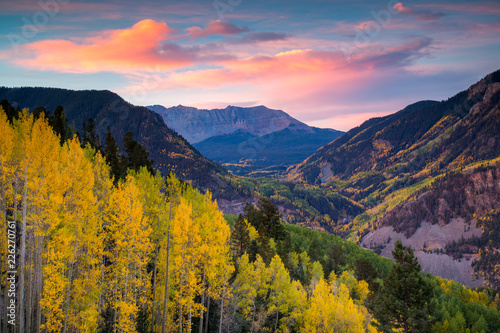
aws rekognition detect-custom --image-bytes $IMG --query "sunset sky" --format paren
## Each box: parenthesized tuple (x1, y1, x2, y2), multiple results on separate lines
(0, 0, 499, 131)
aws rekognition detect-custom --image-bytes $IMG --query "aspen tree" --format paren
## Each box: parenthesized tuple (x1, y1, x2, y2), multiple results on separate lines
(13, 110, 35, 333)
(267, 255, 292, 331)
(159, 173, 183, 333)
(171, 198, 203, 332)
(106, 177, 152, 333)
(60, 138, 101, 332)
(130, 167, 165, 331)
(199, 192, 233, 333)
(90, 148, 114, 325)
(25, 114, 62, 333)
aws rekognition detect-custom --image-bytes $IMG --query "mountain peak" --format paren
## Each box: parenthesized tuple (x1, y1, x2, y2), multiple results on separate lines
(147, 104, 314, 143)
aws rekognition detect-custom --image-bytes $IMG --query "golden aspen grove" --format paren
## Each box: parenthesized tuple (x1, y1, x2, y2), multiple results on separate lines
(1, 106, 500, 333)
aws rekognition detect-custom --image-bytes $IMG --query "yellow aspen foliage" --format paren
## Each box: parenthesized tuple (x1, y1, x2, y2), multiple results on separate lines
(106, 176, 153, 333)
(200, 192, 234, 301)
(154, 173, 183, 332)
(301, 278, 374, 333)
(40, 244, 69, 332)
(14, 112, 66, 333)
(267, 255, 293, 331)
(171, 198, 203, 331)
(0, 109, 14, 221)
(355, 279, 370, 304)
(60, 138, 102, 332)
(233, 254, 258, 319)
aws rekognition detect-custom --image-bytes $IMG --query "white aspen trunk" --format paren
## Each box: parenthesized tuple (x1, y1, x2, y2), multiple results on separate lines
(162, 191, 173, 333)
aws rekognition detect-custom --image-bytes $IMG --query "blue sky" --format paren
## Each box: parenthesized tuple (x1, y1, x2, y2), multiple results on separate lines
(0, 0, 499, 130)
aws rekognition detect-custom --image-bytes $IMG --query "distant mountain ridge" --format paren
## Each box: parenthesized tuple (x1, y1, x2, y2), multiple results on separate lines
(147, 104, 344, 175)
(147, 104, 316, 143)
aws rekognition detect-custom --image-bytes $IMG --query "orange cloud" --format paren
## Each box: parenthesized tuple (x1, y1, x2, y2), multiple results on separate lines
(8, 19, 192, 73)
(132, 49, 348, 90)
(186, 20, 249, 39)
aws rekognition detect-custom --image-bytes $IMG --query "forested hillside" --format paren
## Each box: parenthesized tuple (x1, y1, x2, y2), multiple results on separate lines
(0, 88, 238, 199)
(1, 106, 500, 332)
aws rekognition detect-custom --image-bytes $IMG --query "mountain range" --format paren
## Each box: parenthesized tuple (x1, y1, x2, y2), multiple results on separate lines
(147, 104, 343, 175)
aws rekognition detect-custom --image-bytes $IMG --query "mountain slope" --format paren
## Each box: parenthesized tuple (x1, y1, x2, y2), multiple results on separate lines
(0, 87, 238, 199)
(289, 70, 500, 203)
(360, 161, 500, 287)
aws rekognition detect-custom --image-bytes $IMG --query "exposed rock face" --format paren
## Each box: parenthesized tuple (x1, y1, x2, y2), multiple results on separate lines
(380, 165, 500, 237)
(361, 219, 484, 287)
(361, 163, 500, 287)
(147, 104, 313, 143)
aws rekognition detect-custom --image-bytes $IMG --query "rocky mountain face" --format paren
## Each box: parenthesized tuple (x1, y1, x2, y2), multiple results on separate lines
(147, 104, 314, 143)
(361, 163, 500, 287)
(0, 87, 239, 199)
(148, 104, 344, 175)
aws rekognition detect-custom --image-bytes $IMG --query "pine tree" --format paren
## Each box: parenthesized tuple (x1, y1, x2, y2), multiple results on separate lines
(82, 118, 100, 150)
(51, 105, 69, 145)
(371, 239, 434, 333)
(104, 127, 124, 182)
(0, 99, 17, 122)
(231, 215, 250, 259)
(123, 131, 153, 173)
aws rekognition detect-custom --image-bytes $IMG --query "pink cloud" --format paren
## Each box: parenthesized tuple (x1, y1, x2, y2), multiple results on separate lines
(186, 20, 249, 39)
(5, 19, 199, 73)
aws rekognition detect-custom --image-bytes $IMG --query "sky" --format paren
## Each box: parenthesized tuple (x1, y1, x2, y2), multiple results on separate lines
(0, 0, 499, 131)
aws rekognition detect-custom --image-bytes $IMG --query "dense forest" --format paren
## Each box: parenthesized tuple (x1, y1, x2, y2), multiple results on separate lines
(1, 106, 500, 332)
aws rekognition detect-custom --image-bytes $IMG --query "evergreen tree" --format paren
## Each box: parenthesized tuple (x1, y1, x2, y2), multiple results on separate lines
(0, 99, 17, 122)
(52, 105, 69, 144)
(231, 214, 250, 259)
(122, 131, 153, 173)
(244, 197, 286, 263)
(354, 258, 377, 285)
(371, 239, 434, 333)
(82, 118, 100, 150)
(104, 127, 124, 182)
(32, 106, 51, 121)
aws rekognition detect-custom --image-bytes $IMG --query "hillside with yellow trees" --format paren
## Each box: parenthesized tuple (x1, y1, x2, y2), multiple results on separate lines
(1, 107, 500, 332)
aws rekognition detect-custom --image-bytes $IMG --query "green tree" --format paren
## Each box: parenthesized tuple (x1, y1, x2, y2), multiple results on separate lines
(122, 131, 153, 173)
(51, 105, 69, 144)
(104, 127, 124, 182)
(354, 258, 377, 285)
(82, 118, 100, 150)
(231, 214, 250, 260)
(0, 99, 17, 122)
(244, 198, 285, 241)
(371, 239, 434, 333)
